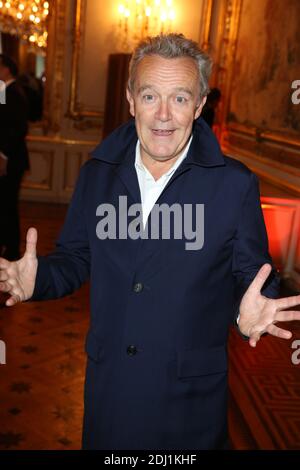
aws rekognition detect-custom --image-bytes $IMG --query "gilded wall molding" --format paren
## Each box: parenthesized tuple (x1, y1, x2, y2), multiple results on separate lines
(46, 0, 67, 133)
(27, 134, 98, 147)
(22, 149, 54, 191)
(225, 131, 300, 179)
(227, 122, 300, 150)
(26, 0, 66, 135)
(213, 0, 300, 174)
(213, 0, 243, 128)
(63, 150, 84, 191)
(67, 0, 104, 123)
(198, 0, 214, 50)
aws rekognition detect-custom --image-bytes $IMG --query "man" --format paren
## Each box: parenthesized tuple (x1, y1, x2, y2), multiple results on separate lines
(0, 54, 29, 260)
(0, 34, 300, 450)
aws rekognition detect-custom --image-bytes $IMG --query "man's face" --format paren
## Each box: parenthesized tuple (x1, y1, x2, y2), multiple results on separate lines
(126, 55, 206, 164)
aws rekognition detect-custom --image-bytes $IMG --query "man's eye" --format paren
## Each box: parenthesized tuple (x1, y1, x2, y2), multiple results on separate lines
(143, 95, 154, 102)
(175, 96, 187, 104)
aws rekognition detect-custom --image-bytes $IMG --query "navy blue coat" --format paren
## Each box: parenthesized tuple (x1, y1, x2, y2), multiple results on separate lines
(32, 118, 279, 449)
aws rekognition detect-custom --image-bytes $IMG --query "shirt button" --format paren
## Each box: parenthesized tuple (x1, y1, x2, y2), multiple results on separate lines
(127, 345, 137, 356)
(133, 282, 143, 293)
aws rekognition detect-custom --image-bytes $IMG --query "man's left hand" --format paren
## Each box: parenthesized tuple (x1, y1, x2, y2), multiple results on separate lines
(238, 264, 300, 347)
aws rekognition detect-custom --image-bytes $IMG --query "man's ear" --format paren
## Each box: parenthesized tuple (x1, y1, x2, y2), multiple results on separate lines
(194, 95, 207, 120)
(126, 88, 135, 117)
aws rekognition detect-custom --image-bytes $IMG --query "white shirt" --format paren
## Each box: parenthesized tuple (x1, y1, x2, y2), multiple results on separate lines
(135, 135, 193, 228)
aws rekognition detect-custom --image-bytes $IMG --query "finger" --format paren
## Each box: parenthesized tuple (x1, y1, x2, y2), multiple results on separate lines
(247, 264, 272, 294)
(275, 310, 300, 322)
(3, 282, 24, 305)
(0, 279, 24, 301)
(25, 227, 38, 259)
(249, 330, 262, 348)
(6, 294, 22, 307)
(275, 294, 300, 311)
(266, 323, 292, 339)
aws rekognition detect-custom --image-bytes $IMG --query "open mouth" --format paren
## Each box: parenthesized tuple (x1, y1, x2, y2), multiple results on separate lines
(152, 129, 175, 137)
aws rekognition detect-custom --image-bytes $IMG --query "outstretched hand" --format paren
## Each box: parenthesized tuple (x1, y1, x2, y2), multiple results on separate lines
(238, 264, 300, 347)
(0, 227, 38, 306)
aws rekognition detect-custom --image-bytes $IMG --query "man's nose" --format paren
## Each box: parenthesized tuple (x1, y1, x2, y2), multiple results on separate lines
(155, 100, 171, 121)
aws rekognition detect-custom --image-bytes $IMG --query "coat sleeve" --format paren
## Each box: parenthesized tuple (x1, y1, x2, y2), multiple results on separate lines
(231, 172, 280, 336)
(30, 165, 91, 300)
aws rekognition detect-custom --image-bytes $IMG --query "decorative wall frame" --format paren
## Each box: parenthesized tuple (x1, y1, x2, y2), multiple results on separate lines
(209, 0, 300, 195)
(67, 0, 103, 126)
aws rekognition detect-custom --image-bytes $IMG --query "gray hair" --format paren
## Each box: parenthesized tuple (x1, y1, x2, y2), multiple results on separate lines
(128, 33, 212, 98)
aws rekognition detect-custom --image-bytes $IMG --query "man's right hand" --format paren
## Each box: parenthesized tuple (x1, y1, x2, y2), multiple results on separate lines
(0, 227, 38, 306)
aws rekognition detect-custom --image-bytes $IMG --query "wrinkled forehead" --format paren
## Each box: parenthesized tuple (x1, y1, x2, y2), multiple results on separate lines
(134, 55, 200, 94)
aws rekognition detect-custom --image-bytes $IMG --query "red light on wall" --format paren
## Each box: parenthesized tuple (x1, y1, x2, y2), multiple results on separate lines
(261, 198, 300, 278)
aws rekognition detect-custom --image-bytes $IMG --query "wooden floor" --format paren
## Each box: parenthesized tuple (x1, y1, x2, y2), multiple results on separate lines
(0, 197, 299, 450)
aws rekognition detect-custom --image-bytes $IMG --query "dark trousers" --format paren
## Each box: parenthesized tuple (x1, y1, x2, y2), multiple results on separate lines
(0, 171, 23, 261)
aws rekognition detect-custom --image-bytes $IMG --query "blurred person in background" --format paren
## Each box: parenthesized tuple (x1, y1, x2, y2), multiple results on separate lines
(201, 87, 221, 128)
(0, 54, 29, 260)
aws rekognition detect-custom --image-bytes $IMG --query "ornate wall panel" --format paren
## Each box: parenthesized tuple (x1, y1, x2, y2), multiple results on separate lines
(210, 0, 300, 196)
(21, 137, 97, 203)
(261, 197, 300, 287)
(22, 149, 54, 192)
(67, 0, 106, 125)
(42, 0, 67, 134)
(63, 150, 89, 192)
(228, 0, 300, 136)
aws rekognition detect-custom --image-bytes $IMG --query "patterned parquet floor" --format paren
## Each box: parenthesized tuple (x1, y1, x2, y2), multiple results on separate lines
(0, 201, 299, 450)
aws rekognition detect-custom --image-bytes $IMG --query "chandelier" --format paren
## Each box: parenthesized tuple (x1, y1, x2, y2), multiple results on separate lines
(0, 0, 50, 51)
(117, 0, 176, 51)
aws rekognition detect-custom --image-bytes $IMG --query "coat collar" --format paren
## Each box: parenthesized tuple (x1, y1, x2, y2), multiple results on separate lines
(90, 117, 226, 169)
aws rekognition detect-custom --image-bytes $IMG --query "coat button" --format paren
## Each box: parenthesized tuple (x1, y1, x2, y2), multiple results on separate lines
(127, 345, 137, 356)
(133, 282, 143, 293)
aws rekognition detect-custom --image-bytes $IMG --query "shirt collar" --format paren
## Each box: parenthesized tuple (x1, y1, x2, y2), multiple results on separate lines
(134, 134, 193, 178)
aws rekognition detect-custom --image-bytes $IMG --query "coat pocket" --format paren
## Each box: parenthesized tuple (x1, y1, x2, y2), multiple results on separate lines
(177, 346, 227, 378)
(85, 330, 103, 363)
